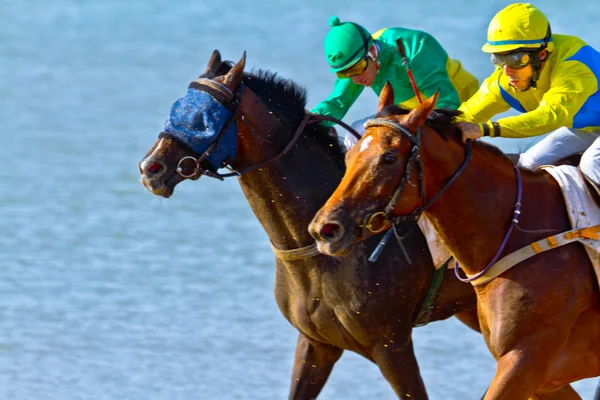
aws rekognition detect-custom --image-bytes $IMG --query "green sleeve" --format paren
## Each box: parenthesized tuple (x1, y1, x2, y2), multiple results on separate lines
(407, 34, 460, 109)
(310, 77, 365, 127)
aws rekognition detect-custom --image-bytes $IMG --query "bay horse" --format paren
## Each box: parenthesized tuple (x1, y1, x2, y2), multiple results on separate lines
(138, 50, 486, 399)
(309, 83, 600, 400)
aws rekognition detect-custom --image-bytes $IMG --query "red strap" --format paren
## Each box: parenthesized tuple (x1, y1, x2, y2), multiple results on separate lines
(406, 70, 422, 104)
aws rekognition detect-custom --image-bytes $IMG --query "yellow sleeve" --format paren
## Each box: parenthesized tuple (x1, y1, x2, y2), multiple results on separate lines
(457, 71, 510, 123)
(497, 61, 599, 137)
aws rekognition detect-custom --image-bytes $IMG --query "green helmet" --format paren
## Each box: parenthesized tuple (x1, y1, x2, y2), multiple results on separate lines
(324, 16, 373, 72)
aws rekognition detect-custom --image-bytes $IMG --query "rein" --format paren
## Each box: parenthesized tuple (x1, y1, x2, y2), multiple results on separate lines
(174, 79, 362, 181)
(454, 165, 523, 283)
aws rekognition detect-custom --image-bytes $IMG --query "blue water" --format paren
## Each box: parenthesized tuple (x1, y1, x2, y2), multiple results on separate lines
(1, 0, 598, 398)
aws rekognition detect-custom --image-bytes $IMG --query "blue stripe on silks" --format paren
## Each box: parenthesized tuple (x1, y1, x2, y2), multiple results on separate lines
(567, 46, 600, 128)
(497, 80, 527, 113)
(487, 37, 554, 46)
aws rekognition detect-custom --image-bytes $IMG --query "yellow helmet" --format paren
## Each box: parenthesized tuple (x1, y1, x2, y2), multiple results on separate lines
(482, 3, 554, 54)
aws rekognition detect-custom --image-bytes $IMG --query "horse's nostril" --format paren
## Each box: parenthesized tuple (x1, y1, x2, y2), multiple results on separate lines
(147, 162, 162, 174)
(320, 223, 340, 240)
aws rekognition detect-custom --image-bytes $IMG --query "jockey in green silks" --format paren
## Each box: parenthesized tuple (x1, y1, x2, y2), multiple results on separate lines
(310, 16, 479, 148)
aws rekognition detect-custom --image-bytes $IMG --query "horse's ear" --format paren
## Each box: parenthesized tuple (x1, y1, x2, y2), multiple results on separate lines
(405, 91, 439, 130)
(377, 81, 395, 113)
(204, 49, 222, 76)
(222, 51, 246, 89)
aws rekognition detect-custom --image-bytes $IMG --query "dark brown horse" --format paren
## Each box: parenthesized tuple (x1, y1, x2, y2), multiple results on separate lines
(138, 50, 485, 399)
(310, 83, 600, 400)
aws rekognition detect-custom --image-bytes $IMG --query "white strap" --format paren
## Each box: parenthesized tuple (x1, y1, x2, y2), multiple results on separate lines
(468, 224, 600, 286)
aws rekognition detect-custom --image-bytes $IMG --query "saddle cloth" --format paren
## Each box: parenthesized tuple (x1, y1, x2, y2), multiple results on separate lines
(542, 165, 600, 287)
(417, 214, 452, 270)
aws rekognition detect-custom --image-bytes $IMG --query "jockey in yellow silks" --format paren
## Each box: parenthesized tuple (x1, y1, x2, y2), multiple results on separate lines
(457, 3, 600, 193)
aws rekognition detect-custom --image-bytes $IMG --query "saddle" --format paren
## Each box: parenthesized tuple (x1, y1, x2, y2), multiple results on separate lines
(555, 152, 600, 207)
(507, 151, 600, 207)
(581, 169, 600, 208)
(504, 152, 582, 166)
(542, 165, 600, 280)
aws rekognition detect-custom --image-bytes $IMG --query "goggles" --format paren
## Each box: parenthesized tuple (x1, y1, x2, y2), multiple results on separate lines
(336, 57, 369, 79)
(491, 51, 534, 70)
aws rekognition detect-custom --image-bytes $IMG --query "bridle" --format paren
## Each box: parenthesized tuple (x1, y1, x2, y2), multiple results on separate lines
(361, 118, 473, 229)
(167, 78, 361, 181)
(359, 118, 473, 262)
(359, 118, 524, 283)
(159, 75, 369, 269)
(169, 78, 245, 181)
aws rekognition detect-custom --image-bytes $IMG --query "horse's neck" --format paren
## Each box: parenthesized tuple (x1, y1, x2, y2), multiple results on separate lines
(240, 143, 342, 249)
(423, 141, 521, 273)
(235, 97, 344, 250)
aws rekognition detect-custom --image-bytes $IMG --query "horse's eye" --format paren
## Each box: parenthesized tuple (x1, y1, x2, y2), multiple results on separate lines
(382, 153, 397, 164)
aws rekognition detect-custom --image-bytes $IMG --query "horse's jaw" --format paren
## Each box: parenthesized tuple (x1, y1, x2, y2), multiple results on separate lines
(140, 172, 186, 198)
(315, 237, 354, 257)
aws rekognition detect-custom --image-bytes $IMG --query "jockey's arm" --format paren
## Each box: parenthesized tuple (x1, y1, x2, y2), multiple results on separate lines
(310, 78, 365, 127)
(496, 61, 598, 137)
(458, 72, 511, 124)
(409, 34, 461, 109)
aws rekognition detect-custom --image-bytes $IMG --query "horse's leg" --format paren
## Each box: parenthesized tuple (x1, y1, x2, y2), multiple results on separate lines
(288, 333, 343, 400)
(535, 308, 600, 398)
(484, 351, 547, 400)
(483, 328, 574, 400)
(372, 336, 429, 400)
(482, 384, 581, 400)
(454, 310, 493, 400)
(530, 385, 582, 400)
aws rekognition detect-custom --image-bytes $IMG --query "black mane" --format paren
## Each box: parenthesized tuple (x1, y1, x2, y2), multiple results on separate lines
(242, 69, 345, 167)
(377, 105, 510, 161)
(202, 61, 345, 168)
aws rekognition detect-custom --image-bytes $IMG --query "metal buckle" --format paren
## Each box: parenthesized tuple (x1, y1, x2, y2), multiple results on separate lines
(360, 211, 389, 234)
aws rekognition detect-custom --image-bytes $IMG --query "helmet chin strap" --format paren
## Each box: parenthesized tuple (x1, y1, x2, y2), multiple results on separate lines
(368, 44, 380, 64)
(522, 47, 552, 91)
(522, 55, 544, 91)
(523, 24, 552, 91)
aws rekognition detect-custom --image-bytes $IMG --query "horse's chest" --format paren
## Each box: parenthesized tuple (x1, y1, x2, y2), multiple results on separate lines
(476, 283, 536, 355)
(274, 272, 374, 345)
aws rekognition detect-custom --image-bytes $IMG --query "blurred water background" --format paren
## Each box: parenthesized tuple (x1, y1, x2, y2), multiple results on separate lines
(1, 0, 598, 398)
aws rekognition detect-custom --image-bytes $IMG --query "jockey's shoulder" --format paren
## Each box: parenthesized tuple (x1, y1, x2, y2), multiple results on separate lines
(372, 27, 437, 44)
